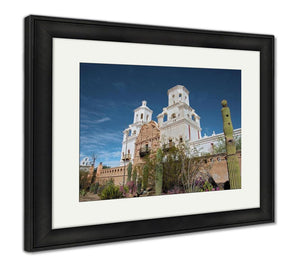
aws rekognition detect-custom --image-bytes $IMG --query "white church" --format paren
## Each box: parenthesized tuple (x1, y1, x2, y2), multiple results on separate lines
(120, 85, 241, 166)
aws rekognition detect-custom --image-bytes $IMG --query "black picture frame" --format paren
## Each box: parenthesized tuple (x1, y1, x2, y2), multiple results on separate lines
(24, 15, 274, 252)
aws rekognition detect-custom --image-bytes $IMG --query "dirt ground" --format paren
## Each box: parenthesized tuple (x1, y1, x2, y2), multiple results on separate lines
(79, 192, 100, 202)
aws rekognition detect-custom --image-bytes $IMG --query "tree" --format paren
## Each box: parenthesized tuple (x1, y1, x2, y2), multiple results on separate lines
(213, 136, 226, 154)
(155, 149, 163, 195)
(213, 135, 241, 154)
(177, 143, 213, 193)
(160, 140, 213, 193)
(79, 169, 89, 190)
(127, 162, 132, 183)
(91, 152, 97, 166)
(142, 164, 149, 189)
(132, 167, 138, 184)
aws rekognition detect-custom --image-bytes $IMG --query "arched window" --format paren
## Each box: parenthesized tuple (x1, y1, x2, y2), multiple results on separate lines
(141, 113, 143, 120)
(192, 114, 196, 121)
(163, 113, 168, 122)
(179, 93, 182, 98)
(171, 113, 176, 119)
(146, 115, 149, 121)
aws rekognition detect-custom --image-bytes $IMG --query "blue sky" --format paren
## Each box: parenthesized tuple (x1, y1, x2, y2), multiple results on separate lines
(80, 63, 241, 167)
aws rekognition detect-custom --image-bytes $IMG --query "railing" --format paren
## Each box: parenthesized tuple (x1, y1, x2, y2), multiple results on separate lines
(139, 146, 151, 157)
(122, 154, 131, 160)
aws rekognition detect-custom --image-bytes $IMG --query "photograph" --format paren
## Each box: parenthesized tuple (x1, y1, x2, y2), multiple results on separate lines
(79, 63, 242, 201)
(22, 12, 275, 253)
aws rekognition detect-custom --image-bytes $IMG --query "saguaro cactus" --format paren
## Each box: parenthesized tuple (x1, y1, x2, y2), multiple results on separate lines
(155, 148, 163, 195)
(127, 162, 132, 183)
(132, 167, 137, 185)
(137, 177, 142, 193)
(221, 100, 241, 189)
(142, 164, 149, 189)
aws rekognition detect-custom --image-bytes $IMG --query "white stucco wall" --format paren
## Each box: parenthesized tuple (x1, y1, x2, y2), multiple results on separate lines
(158, 85, 202, 145)
(168, 85, 190, 106)
(190, 128, 241, 155)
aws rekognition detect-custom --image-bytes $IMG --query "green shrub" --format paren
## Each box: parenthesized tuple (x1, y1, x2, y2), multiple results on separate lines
(137, 177, 142, 193)
(99, 180, 123, 200)
(155, 149, 163, 195)
(127, 162, 132, 183)
(132, 168, 137, 184)
(94, 182, 99, 194)
(199, 181, 214, 192)
(80, 189, 87, 196)
(120, 185, 129, 196)
(79, 169, 89, 190)
(97, 184, 105, 195)
(142, 164, 149, 189)
(89, 183, 95, 193)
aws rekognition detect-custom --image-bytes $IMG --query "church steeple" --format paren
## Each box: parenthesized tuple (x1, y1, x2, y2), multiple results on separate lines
(157, 85, 202, 144)
(168, 85, 190, 106)
(133, 100, 153, 124)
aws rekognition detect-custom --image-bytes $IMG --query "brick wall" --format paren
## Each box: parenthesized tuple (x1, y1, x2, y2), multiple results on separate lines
(208, 151, 241, 183)
(96, 163, 128, 185)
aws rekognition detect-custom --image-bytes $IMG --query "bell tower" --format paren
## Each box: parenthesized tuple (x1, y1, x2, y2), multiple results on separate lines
(157, 85, 202, 145)
(133, 100, 153, 124)
(168, 85, 190, 106)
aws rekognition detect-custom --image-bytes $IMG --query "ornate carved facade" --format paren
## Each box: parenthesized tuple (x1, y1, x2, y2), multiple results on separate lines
(133, 120, 160, 168)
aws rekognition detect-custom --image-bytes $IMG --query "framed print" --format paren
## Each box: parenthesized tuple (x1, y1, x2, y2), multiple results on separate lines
(24, 15, 274, 251)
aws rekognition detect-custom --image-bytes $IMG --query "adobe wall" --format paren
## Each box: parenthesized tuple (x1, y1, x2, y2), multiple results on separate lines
(208, 151, 241, 183)
(95, 151, 241, 186)
(96, 163, 128, 186)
